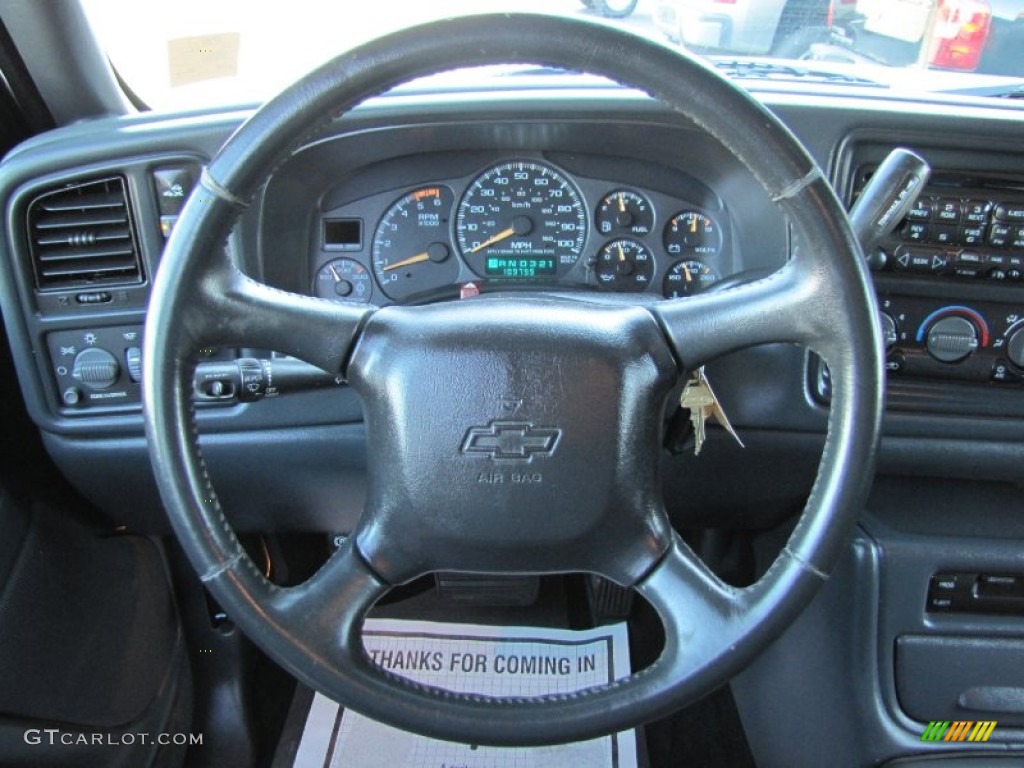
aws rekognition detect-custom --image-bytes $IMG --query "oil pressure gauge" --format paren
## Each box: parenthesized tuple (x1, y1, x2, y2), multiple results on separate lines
(595, 239, 654, 292)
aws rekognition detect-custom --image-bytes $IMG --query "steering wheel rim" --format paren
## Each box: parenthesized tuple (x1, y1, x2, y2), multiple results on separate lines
(142, 13, 883, 747)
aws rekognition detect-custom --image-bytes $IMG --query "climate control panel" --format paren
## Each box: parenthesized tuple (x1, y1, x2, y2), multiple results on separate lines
(815, 293, 1024, 410)
(876, 295, 1024, 383)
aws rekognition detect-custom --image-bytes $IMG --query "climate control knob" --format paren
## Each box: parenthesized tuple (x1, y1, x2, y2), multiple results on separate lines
(880, 312, 898, 351)
(1006, 327, 1024, 369)
(926, 316, 978, 363)
(71, 347, 120, 390)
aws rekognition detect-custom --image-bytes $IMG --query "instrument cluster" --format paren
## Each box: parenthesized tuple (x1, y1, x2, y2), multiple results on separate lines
(311, 157, 733, 305)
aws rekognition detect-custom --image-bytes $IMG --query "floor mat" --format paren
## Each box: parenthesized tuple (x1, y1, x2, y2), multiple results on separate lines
(285, 618, 637, 767)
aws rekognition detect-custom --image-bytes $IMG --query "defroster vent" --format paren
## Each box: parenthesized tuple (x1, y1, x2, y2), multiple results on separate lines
(27, 177, 143, 291)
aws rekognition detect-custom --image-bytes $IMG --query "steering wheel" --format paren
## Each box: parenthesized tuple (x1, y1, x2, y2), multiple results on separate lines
(143, 13, 882, 746)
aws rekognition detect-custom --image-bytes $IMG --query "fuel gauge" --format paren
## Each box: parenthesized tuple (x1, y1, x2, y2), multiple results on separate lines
(595, 190, 653, 236)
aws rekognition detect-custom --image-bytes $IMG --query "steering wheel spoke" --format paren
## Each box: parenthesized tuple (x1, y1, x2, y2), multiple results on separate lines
(266, 540, 389, 664)
(652, 260, 829, 371)
(637, 536, 744, 667)
(192, 263, 372, 374)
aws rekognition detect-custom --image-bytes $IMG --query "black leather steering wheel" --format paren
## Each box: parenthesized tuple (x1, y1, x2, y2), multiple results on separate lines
(143, 13, 883, 746)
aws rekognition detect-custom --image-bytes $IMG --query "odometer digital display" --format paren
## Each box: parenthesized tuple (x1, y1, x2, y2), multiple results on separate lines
(485, 257, 557, 278)
(456, 160, 587, 279)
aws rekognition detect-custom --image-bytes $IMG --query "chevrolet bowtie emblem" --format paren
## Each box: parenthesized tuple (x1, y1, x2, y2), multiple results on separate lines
(461, 420, 561, 462)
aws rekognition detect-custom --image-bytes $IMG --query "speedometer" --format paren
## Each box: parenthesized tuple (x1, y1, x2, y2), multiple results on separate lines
(456, 161, 586, 279)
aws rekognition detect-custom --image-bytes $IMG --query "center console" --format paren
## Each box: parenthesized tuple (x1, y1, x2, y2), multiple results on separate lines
(816, 139, 1024, 418)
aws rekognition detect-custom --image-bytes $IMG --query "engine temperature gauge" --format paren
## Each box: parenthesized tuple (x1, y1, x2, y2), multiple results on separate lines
(313, 258, 373, 303)
(595, 239, 654, 292)
(663, 259, 718, 297)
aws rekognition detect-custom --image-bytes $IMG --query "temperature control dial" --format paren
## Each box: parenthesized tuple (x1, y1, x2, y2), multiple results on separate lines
(926, 316, 979, 363)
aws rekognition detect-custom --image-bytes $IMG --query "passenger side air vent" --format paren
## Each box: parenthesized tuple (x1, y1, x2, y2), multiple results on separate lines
(26, 177, 143, 291)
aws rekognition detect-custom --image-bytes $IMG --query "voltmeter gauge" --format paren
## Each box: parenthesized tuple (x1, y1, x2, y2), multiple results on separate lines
(664, 210, 721, 257)
(663, 259, 719, 297)
(595, 239, 654, 292)
(595, 190, 653, 236)
(313, 258, 374, 303)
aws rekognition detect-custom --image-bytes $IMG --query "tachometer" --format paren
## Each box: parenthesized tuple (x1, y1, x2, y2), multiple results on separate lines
(372, 186, 456, 301)
(456, 161, 586, 279)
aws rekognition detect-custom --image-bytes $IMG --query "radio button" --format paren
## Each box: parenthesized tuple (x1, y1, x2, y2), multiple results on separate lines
(964, 200, 991, 224)
(932, 225, 958, 245)
(935, 198, 962, 224)
(959, 225, 985, 245)
(989, 223, 1012, 247)
(903, 221, 929, 242)
(896, 248, 949, 273)
(906, 197, 933, 221)
(994, 203, 1024, 223)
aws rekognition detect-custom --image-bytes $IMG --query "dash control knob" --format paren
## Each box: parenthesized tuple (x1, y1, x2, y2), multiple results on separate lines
(1006, 328, 1024, 369)
(71, 347, 120, 390)
(880, 312, 898, 351)
(926, 316, 978, 363)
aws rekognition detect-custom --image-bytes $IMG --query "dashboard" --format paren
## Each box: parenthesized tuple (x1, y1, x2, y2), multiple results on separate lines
(5, 70, 1024, 767)
(5, 91, 1024, 467)
(309, 154, 733, 304)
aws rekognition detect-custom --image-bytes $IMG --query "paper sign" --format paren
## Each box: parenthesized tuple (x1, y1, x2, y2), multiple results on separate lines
(293, 618, 637, 768)
(167, 32, 240, 87)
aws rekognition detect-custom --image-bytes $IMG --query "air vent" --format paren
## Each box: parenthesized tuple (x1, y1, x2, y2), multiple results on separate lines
(27, 177, 143, 291)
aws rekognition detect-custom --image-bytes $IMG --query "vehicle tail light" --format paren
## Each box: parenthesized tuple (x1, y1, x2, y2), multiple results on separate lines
(928, 0, 992, 71)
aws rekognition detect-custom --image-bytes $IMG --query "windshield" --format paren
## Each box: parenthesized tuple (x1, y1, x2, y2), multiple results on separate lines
(80, 0, 1024, 110)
